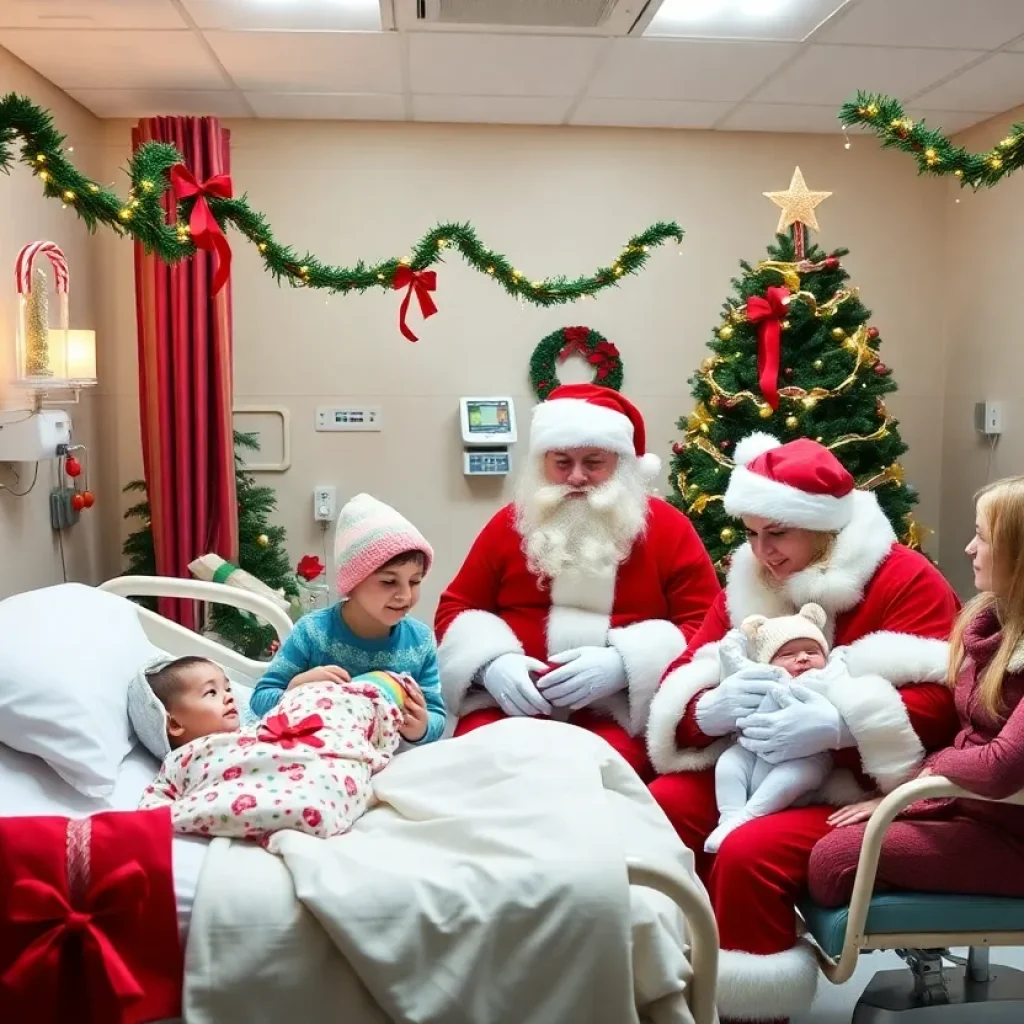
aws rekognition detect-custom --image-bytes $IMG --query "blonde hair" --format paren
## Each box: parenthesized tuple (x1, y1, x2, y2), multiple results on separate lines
(948, 476, 1024, 719)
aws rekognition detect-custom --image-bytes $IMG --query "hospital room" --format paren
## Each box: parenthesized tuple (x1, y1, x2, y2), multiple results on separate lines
(2, 0, 1024, 1021)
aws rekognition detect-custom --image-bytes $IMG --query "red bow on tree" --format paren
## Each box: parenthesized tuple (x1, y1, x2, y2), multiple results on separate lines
(296, 554, 325, 582)
(258, 712, 325, 750)
(169, 163, 234, 295)
(391, 267, 438, 342)
(745, 286, 792, 410)
(558, 326, 590, 360)
(589, 340, 620, 380)
(3, 861, 148, 1006)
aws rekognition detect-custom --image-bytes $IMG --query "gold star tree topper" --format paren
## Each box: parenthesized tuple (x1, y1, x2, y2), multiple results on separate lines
(763, 167, 832, 233)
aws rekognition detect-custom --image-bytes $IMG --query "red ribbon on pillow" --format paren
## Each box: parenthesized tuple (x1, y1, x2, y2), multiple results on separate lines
(745, 286, 791, 410)
(169, 163, 234, 295)
(258, 711, 326, 750)
(391, 267, 438, 342)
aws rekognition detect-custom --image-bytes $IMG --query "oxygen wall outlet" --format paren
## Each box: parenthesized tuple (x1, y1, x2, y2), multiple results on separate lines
(975, 401, 1003, 437)
(314, 486, 337, 522)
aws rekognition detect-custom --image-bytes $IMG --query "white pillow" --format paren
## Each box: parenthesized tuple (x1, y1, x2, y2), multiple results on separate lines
(0, 583, 164, 797)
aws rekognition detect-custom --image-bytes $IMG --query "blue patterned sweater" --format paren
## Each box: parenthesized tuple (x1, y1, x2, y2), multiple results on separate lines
(250, 605, 445, 745)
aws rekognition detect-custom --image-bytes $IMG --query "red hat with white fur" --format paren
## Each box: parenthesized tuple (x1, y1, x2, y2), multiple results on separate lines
(530, 383, 662, 480)
(724, 432, 855, 531)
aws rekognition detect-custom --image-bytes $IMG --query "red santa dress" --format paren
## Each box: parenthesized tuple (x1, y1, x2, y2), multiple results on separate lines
(645, 434, 960, 1023)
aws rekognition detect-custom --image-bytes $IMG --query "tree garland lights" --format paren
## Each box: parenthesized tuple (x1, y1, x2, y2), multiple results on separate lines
(0, 93, 684, 331)
(839, 92, 1024, 188)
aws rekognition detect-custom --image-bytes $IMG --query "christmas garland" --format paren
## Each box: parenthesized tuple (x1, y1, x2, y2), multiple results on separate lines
(529, 326, 623, 400)
(0, 93, 684, 339)
(839, 91, 1024, 188)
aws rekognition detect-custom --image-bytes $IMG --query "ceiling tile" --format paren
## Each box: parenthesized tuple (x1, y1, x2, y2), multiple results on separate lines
(66, 88, 249, 119)
(589, 39, 798, 102)
(571, 97, 732, 128)
(204, 30, 403, 93)
(0, 0, 185, 29)
(183, 0, 381, 31)
(412, 95, 573, 125)
(719, 102, 847, 133)
(407, 33, 604, 97)
(754, 44, 984, 105)
(913, 53, 1024, 113)
(819, 0, 1024, 50)
(247, 92, 404, 120)
(645, 0, 849, 41)
(0, 29, 226, 90)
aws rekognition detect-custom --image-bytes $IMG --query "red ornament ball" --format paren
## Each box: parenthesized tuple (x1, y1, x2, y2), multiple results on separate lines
(82, 490, 95, 509)
(71, 493, 85, 512)
(672, 442, 683, 455)
(269, 640, 281, 655)
(874, 363, 889, 376)
(65, 456, 82, 478)
(824, 256, 840, 270)
(867, 327, 879, 340)
(719, 439, 732, 451)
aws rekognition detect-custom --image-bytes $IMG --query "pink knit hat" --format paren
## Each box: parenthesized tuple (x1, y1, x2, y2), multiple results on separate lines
(334, 493, 433, 597)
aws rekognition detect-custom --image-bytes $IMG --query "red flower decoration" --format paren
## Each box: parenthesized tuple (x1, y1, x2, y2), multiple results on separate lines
(223, 766, 243, 781)
(258, 712, 325, 750)
(302, 807, 323, 828)
(296, 555, 326, 582)
(316, 697, 334, 710)
(237, 736, 258, 748)
(344, 776, 359, 797)
(231, 794, 257, 816)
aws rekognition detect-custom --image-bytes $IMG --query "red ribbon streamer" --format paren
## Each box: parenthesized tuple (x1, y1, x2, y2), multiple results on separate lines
(3, 862, 148, 1004)
(169, 163, 234, 295)
(391, 267, 438, 342)
(258, 712, 326, 750)
(745, 286, 791, 410)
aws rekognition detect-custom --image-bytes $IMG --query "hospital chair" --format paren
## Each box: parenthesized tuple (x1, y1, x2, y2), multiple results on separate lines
(799, 775, 1024, 1023)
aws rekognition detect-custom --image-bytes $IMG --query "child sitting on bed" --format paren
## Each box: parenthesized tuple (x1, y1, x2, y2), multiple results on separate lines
(130, 654, 411, 841)
(250, 492, 445, 746)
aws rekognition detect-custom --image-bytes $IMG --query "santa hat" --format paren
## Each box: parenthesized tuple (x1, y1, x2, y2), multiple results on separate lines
(741, 603, 829, 664)
(335, 493, 434, 597)
(724, 432, 855, 532)
(529, 383, 662, 480)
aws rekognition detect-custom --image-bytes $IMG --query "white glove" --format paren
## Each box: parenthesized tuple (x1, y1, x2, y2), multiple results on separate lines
(737, 683, 853, 763)
(482, 653, 552, 718)
(694, 666, 783, 737)
(537, 646, 627, 710)
(718, 628, 759, 678)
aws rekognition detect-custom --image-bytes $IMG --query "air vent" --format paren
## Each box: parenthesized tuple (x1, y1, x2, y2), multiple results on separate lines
(421, 0, 620, 29)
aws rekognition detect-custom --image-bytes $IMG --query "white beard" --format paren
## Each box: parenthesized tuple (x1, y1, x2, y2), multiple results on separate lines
(515, 460, 650, 582)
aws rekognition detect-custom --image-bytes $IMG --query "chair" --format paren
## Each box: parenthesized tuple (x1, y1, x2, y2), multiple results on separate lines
(799, 775, 1024, 1023)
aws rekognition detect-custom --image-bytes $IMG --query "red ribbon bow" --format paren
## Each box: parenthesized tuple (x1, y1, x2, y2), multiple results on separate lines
(258, 712, 325, 750)
(3, 861, 148, 1004)
(391, 267, 438, 342)
(745, 286, 791, 410)
(169, 163, 234, 295)
(558, 326, 590, 361)
(589, 340, 620, 379)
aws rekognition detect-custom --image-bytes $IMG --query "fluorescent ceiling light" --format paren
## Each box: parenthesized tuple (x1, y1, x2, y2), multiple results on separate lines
(648, 0, 791, 29)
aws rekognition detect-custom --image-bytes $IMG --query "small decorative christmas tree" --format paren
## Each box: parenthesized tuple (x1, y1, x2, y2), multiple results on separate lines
(668, 168, 927, 576)
(122, 431, 298, 658)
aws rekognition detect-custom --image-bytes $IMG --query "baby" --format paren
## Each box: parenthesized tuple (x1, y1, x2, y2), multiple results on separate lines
(130, 654, 408, 843)
(705, 603, 834, 853)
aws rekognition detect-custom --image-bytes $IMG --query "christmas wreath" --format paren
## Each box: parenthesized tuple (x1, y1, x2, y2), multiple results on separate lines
(529, 326, 623, 401)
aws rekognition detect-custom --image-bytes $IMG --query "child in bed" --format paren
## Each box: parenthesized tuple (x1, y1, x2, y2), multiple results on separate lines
(705, 603, 835, 853)
(130, 654, 410, 841)
(250, 492, 445, 746)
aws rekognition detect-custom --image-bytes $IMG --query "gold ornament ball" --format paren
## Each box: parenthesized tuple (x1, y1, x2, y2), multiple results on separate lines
(813, 359, 823, 370)
(718, 325, 734, 341)
(831, 327, 846, 340)
(758, 406, 773, 420)
(720, 527, 736, 544)
(781, 319, 791, 330)
(785, 415, 799, 430)
(802, 396, 818, 410)
(257, 534, 270, 547)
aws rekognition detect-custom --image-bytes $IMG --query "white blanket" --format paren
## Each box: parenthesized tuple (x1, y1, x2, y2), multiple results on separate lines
(184, 720, 707, 1024)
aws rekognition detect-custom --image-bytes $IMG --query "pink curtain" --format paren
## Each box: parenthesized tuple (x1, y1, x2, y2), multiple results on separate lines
(132, 117, 238, 629)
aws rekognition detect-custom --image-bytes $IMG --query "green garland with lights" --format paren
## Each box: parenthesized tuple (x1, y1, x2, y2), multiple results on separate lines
(0, 92, 683, 307)
(839, 92, 1024, 188)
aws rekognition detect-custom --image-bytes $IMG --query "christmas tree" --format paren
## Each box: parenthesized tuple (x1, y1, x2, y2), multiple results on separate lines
(668, 168, 927, 576)
(122, 431, 298, 658)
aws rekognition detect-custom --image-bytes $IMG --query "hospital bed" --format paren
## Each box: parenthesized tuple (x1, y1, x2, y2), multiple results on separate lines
(1, 576, 719, 1024)
(800, 775, 1024, 1023)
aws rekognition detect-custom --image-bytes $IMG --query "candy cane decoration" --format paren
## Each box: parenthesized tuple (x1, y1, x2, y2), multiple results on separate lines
(15, 240, 69, 381)
(16, 240, 69, 295)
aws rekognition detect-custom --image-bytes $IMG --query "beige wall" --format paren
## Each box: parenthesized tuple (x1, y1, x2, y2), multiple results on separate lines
(91, 117, 951, 621)
(0, 50, 112, 600)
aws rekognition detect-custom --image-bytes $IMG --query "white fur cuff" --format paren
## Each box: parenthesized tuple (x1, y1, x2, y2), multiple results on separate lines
(437, 610, 523, 715)
(717, 941, 819, 1021)
(608, 619, 687, 736)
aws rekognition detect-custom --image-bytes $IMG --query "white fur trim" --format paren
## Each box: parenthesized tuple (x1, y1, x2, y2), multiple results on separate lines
(725, 464, 855, 532)
(646, 645, 732, 774)
(531, 397, 635, 459)
(822, 672, 925, 792)
(842, 632, 949, 684)
(546, 569, 616, 654)
(818, 768, 873, 807)
(637, 451, 662, 481)
(717, 941, 819, 1021)
(734, 431, 783, 467)
(1011, 641, 1024, 675)
(437, 610, 523, 715)
(606, 620, 687, 736)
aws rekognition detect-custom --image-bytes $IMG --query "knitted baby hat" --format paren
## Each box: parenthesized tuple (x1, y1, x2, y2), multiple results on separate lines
(740, 603, 829, 665)
(127, 654, 177, 760)
(334, 493, 434, 597)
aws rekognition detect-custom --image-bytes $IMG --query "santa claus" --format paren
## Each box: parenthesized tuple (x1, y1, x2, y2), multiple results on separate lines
(435, 383, 720, 775)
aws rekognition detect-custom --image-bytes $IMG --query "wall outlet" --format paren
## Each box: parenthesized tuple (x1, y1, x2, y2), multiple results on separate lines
(315, 406, 383, 432)
(975, 401, 1003, 437)
(313, 485, 337, 522)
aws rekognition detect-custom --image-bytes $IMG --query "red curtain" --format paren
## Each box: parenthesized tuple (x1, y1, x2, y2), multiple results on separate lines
(132, 117, 238, 629)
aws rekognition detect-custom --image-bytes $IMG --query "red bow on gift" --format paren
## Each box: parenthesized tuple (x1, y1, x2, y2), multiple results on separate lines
(391, 267, 438, 342)
(169, 163, 234, 295)
(3, 861, 148, 1005)
(296, 554, 326, 582)
(745, 286, 791, 410)
(258, 712, 325, 750)
(558, 326, 590, 360)
(589, 340, 620, 380)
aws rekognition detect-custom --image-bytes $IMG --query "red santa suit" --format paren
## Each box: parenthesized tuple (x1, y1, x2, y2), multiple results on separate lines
(645, 433, 960, 1024)
(436, 385, 720, 776)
